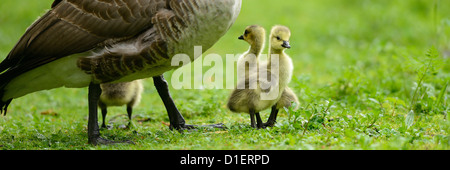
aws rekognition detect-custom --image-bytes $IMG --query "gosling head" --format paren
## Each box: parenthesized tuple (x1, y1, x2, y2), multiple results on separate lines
(238, 25, 266, 46)
(270, 25, 291, 51)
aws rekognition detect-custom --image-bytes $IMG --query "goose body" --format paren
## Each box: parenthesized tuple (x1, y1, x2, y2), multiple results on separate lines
(0, 0, 241, 112)
(0, 0, 242, 144)
(99, 80, 143, 128)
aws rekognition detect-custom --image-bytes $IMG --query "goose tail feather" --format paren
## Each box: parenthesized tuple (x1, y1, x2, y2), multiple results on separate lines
(0, 71, 12, 115)
(0, 98, 12, 116)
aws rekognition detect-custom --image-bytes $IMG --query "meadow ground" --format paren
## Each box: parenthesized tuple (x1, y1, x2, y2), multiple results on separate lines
(0, 0, 449, 150)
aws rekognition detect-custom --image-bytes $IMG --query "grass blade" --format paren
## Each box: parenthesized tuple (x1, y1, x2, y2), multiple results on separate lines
(405, 110, 415, 129)
(436, 81, 448, 108)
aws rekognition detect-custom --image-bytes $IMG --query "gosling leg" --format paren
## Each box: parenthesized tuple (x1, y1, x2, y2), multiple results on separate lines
(126, 105, 133, 128)
(249, 109, 256, 128)
(98, 102, 108, 129)
(255, 112, 264, 129)
(264, 105, 279, 128)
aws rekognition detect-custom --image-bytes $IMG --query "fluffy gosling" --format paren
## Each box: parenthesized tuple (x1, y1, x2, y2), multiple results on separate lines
(98, 79, 144, 128)
(227, 25, 293, 129)
(236, 25, 266, 77)
(227, 25, 266, 128)
(260, 25, 298, 127)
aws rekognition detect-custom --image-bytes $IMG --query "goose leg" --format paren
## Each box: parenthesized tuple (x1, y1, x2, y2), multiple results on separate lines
(88, 83, 134, 145)
(264, 105, 279, 128)
(153, 75, 226, 131)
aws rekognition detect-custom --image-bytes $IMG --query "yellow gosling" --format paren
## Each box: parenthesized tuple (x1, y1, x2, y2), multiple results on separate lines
(236, 25, 266, 78)
(227, 25, 294, 128)
(98, 79, 143, 128)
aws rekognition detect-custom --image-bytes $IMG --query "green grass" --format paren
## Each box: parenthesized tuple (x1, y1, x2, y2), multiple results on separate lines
(0, 0, 449, 150)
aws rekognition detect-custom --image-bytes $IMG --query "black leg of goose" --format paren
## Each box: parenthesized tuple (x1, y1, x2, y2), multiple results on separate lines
(88, 83, 103, 144)
(88, 83, 134, 145)
(264, 105, 279, 128)
(153, 75, 186, 130)
(153, 75, 226, 131)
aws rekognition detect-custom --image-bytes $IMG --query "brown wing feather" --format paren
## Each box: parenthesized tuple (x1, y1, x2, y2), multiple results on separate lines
(0, 0, 168, 115)
(0, 0, 167, 74)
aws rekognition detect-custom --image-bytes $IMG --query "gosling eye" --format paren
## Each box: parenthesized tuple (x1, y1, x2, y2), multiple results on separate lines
(244, 30, 249, 35)
(276, 36, 281, 41)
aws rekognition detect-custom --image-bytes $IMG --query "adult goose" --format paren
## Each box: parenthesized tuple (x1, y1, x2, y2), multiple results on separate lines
(0, 0, 242, 145)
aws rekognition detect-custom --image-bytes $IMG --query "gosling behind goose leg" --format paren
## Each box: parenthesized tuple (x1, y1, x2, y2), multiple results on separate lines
(87, 83, 134, 145)
(153, 75, 226, 131)
(98, 101, 135, 129)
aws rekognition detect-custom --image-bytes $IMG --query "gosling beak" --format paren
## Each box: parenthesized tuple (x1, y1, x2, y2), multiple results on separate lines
(238, 35, 244, 40)
(282, 41, 291, 49)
